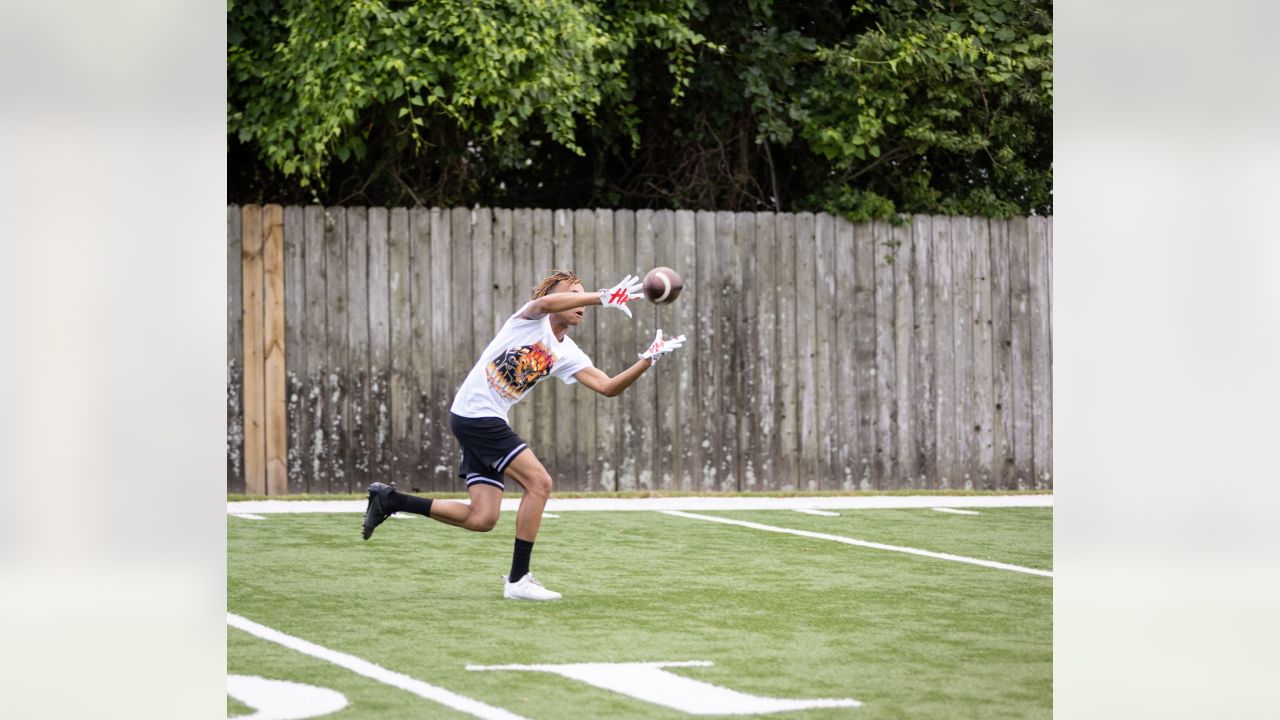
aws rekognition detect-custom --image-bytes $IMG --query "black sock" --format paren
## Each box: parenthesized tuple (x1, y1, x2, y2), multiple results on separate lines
(509, 538, 534, 583)
(387, 490, 432, 517)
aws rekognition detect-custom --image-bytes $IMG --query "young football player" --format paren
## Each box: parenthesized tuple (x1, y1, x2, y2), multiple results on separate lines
(361, 270, 686, 600)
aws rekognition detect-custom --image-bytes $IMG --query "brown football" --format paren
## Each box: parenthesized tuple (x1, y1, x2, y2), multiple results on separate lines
(643, 267, 684, 304)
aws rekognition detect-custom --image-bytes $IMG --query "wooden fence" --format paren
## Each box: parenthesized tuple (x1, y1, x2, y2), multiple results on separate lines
(228, 206, 1051, 495)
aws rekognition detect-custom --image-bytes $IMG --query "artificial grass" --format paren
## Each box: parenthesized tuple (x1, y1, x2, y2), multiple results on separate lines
(228, 488, 1052, 502)
(229, 508, 1051, 718)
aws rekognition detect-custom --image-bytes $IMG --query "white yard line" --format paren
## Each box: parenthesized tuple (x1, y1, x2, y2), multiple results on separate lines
(230, 513, 266, 520)
(660, 511, 1052, 578)
(227, 613, 528, 720)
(229, 494, 1051, 515)
(932, 508, 981, 515)
(792, 508, 840, 517)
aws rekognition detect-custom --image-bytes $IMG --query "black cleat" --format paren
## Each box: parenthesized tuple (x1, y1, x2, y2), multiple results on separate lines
(362, 482, 397, 540)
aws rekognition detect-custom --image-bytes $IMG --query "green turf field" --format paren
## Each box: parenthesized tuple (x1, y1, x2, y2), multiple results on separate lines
(228, 506, 1051, 719)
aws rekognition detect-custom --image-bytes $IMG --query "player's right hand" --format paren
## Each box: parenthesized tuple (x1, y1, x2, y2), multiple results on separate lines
(598, 274, 644, 318)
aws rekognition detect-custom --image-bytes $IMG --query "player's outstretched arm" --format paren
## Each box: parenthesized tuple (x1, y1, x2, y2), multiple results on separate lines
(572, 329, 689, 398)
(520, 274, 644, 320)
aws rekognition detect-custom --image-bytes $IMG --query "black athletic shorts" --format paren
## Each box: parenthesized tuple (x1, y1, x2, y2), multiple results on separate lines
(449, 413, 529, 491)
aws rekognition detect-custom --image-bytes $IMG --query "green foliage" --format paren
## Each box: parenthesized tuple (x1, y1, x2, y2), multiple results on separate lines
(229, 1, 1051, 217)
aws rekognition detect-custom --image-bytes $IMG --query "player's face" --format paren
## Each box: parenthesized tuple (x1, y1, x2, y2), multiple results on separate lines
(549, 280, 587, 327)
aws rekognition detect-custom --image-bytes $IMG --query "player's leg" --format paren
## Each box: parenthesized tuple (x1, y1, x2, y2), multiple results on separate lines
(497, 447, 560, 600)
(427, 482, 501, 531)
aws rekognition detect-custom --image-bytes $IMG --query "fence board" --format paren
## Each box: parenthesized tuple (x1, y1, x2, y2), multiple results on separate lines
(507, 209, 534, 443)
(1029, 216, 1052, 488)
(814, 213, 836, 489)
(931, 216, 956, 488)
(910, 216, 934, 486)
(833, 216, 856, 490)
(614, 210, 638, 489)
(427, 208, 454, 490)
(367, 207, 392, 481)
(227, 205, 245, 493)
(493, 209, 514, 334)
(873, 221, 897, 487)
(573, 208, 599, 490)
(592, 209, 619, 490)
(323, 207, 350, 493)
(852, 220, 877, 490)
(1008, 217, 1033, 489)
(971, 219, 996, 489)
(751, 212, 777, 491)
(551, 209, 579, 487)
(632, 209, 658, 490)
(303, 207, 328, 493)
(529, 209, 554, 473)
(653, 210, 680, 490)
(715, 211, 739, 491)
(989, 219, 1015, 489)
(952, 217, 975, 490)
(673, 210, 699, 490)
(472, 208, 494, 372)
(447, 208, 474, 490)
(694, 210, 720, 490)
(891, 221, 916, 487)
(241, 205, 266, 495)
(283, 206, 307, 494)
(397, 208, 424, 490)
(346, 208, 371, 493)
(794, 213, 817, 491)
(263, 205, 288, 495)
(734, 211, 757, 490)
(775, 212, 798, 491)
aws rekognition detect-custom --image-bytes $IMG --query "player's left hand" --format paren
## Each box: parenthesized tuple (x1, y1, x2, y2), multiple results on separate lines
(639, 329, 687, 363)
(598, 274, 645, 318)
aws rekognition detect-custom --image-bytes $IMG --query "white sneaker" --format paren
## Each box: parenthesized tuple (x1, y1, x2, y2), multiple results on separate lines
(503, 573, 562, 601)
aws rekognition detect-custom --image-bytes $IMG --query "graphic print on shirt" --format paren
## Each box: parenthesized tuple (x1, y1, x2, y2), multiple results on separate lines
(486, 341, 555, 400)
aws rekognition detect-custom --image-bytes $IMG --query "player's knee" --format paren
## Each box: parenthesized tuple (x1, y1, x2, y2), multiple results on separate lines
(526, 471, 553, 499)
(469, 510, 499, 532)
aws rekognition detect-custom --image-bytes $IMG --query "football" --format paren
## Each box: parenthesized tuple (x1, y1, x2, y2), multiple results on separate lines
(643, 267, 684, 304)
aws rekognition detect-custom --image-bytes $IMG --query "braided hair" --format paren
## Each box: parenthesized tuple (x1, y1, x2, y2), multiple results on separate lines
(530, 269, 582, 300)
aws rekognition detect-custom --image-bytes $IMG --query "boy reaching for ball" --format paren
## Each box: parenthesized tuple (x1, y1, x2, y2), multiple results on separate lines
(361, 269, 687, 600)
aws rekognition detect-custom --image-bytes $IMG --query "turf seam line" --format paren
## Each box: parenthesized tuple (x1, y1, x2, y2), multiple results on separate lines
(660, 511, 1053, 578)
(227, 613, 529, 720)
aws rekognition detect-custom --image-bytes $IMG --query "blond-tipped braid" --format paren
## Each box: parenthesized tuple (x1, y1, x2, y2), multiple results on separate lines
(530, 269, 582, 300)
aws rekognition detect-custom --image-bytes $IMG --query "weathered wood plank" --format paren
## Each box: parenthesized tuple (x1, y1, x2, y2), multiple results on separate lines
(399, 208, 427, 491)
(632, 209, 658, 490)
(323, 207, 350, 493)
(652, 210, 679, 490)
(674, 210, 699, 490)
(751, 212, 777, 491)
(367, 207, 392, 482)
(694, 210, 720, 491)
(931, 216, 956, 489)
(1029, 216, 1052, 489)
(446, 207, 474, 491)
(891, 220, 915, 488)
(775, 212, 798, 491)
(971, 218, 996, 490)
(427, 208, 454, 490)
(734, 213, 758, 490)
(613, 209, 639, 490)
(345, 208, 371, 493)
(283, 206, 307, 494)
(1008, 216, 1033, 489)
(492, 209, 514, 335)
(952, 217, 975, 490)
(263, 205, 288, 495)
(507, 209, 534, 443)
(794, 212, 818, 491)
(227, 205, 245, 493)
(989, 219, 1015, 489)
(551, 209, 579, 488)
(303, 206, 328, 493)
(592, 209, 619, 491)
(715, 211, 739, 491)
(471, 207, 494, 371)
(911, 215, 934, 487)
(241, 205, 266, 495)
(573, 208, 599, 491)
(814, 213, 836, 489)
(852, 220, 877, 490)
(872, 221, 898, 487)
(833, 216, 856, 490)
(529, 209, 554, 470)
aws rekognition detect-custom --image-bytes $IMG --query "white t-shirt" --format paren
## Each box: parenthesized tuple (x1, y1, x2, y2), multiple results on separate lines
(450, 302, 594, 422)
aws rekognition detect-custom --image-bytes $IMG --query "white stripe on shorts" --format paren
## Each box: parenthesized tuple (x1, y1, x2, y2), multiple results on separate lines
(495, 443, 528, 473)
(466, 474, 505, 491)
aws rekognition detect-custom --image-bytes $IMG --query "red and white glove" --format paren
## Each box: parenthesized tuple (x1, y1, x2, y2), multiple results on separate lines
(639, 329, 687, 363)
(598, 274, 645, 318)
